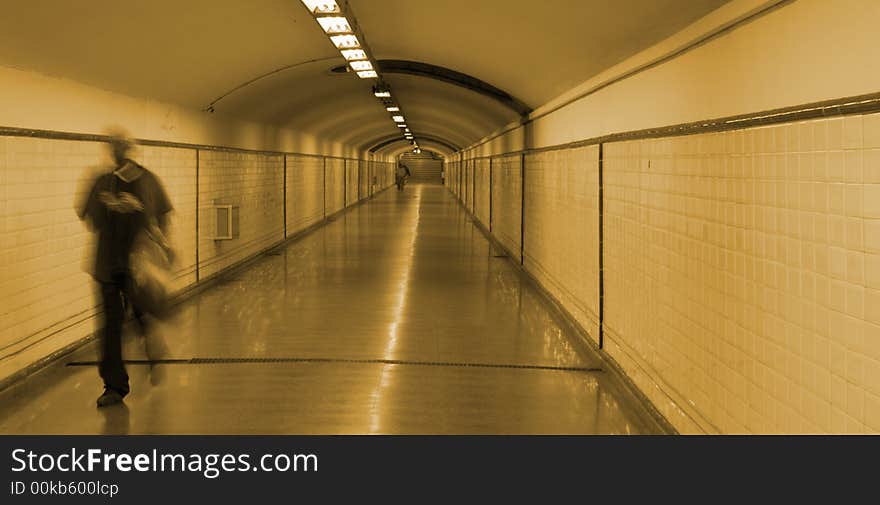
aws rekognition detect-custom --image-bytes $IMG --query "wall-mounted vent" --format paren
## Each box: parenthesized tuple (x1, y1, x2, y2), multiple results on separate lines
(209, 202, 239, 241)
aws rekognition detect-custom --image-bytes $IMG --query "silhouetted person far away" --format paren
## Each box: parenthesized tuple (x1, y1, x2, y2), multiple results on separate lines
(77, 130, 174, 407)
(396, 160, 411, 191)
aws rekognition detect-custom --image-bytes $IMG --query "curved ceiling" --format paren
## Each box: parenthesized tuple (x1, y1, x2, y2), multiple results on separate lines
(0, 0, 731, 154)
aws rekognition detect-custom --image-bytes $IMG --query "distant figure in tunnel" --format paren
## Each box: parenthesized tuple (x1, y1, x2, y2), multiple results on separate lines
(396, 160, 411, 191)
(77, 129, 174, 407)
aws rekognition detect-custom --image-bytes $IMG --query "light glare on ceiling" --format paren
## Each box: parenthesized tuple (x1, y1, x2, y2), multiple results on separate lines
(330, 34, 360, 48)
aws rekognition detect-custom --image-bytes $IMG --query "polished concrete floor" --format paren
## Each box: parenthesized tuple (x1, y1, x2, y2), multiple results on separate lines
(0, 184, 663, 434)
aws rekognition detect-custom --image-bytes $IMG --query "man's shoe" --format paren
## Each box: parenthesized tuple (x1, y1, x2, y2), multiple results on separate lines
(96, 389, 124, 407)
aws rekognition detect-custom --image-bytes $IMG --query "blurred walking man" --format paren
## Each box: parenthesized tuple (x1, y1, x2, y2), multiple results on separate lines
(78, 131, 173, 407)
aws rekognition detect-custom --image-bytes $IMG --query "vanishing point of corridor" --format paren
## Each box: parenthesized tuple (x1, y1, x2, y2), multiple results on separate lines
(0, 184, 662, 434)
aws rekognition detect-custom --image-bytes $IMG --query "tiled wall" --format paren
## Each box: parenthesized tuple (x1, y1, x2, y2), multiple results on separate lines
(604, 112, 880, 434)
(140, 146, 198, 292)
(490, 154, 523, 263)
(345, 159, 359, 208)
(464, 160, 473, 213)
(473, 158, 491, 229)
(447, 110, 880, 434)
(0, 135, 389, 384)
(325, 158, 345, 215)
(197, 151, 284, 280)
(0, 137, 105, 381)
(286, 154, 324, 236)
(358, 160, 369, 200)
(524, 146, 601, 343)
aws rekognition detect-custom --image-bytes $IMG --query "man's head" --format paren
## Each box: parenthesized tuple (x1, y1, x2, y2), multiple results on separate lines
(106, 128, 135, 165)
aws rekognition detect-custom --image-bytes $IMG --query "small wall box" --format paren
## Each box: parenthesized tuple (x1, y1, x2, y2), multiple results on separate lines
(210, 203, 239, 241)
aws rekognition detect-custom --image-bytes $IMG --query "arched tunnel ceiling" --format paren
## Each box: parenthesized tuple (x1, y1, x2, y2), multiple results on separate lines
(0, 0, 731, 153)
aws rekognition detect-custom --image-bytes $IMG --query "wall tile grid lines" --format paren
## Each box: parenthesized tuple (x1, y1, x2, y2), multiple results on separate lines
(599, 114, 880, 433)
(489, 154, 523, 263)
(1, 139, 109, 372)
(522, 146, 601, 343)
(286, 155, 324, 236)
(197, 151, 285, 279)
(0, 133, 382, 384)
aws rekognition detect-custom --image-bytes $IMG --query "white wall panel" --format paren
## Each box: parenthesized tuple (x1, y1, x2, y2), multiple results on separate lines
(286, 154, 324, 236)
(523, 146, 601, 343)
(490, 154, 522, 262)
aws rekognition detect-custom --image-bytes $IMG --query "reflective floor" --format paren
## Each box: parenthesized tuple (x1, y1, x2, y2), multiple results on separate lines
(0, 185, 662, 434)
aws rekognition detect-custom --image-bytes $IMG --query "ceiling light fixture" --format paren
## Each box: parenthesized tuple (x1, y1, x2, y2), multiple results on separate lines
(349, 60, 373, 71)
(301, 0, 341, 14)
(329, 34, 360, 49)
(302, 0, 419, 151)
(340, 49, 367, 61)
(317, 16, 352, 34)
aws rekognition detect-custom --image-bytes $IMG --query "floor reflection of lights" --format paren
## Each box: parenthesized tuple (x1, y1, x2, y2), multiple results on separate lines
(369, 186, 422, 433)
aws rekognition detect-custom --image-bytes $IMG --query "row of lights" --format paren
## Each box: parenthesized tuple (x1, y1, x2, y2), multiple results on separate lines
(302, 0, 419, 151)
(301, 1, 377, 78)
(373, 86, 418, 147)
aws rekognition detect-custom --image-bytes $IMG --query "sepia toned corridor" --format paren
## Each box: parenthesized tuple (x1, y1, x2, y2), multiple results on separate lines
(1, 0, 879, 435)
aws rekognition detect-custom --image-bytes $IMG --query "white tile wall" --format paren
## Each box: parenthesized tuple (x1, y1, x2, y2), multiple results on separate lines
(524, 146, 601, 343)
(464, 160, 473, 212)
(345, 159, 359, 207)
(358, 160, 369, 200)
(1, 135, 375, 385)
(197, 151, 285, 280)
(604, 112, 880, 434)
(490, 154, 522, 263)
(140, 146, 198, 292)
(473, 158, 491, 228)
(286, 154, 324, 236)
(0, 138, 105, 381)
(325, 158, 345, 215)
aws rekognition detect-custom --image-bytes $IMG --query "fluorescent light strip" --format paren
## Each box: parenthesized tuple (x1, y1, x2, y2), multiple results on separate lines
(330, 34, 360, 49)
(374, 91, 391, 98)
(341, 49, 367, 61)
(350, 60, 373, 71)
(357, 70, 378, 78)
(317, 16, 352, 34)
(301, 0, 340, 14)
(386, 106, 400, 112)
(392, 116, 404, 122)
